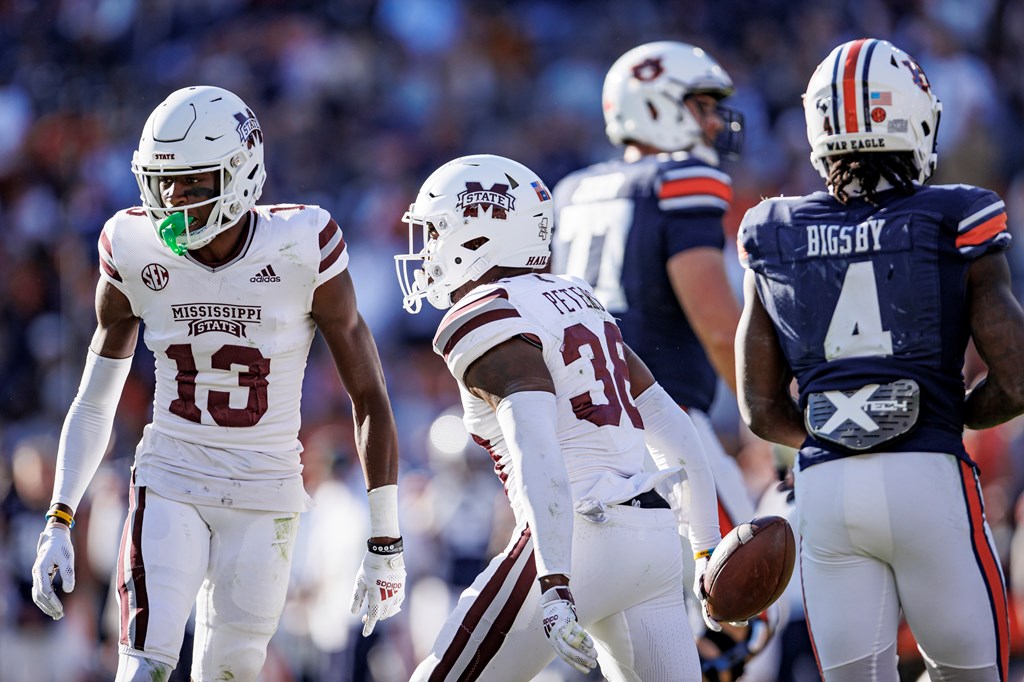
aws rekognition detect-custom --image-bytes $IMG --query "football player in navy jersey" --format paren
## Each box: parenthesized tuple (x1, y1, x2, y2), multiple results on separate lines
(551, 41, 773, 677)
(737, 38, 1024, 681)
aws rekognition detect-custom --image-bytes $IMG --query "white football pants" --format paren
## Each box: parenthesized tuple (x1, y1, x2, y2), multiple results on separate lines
(116, 485, 300, 682)
(413, 503, 698, 681)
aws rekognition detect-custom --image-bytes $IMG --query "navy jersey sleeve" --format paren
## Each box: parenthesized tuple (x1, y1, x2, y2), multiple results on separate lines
(656, 163, 731, 257)
(737, 196, 792, 272)
(943, 185, 1010, 261)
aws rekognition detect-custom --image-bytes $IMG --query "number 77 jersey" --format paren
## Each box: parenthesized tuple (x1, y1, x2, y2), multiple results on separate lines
(738, 183, 1010, 467)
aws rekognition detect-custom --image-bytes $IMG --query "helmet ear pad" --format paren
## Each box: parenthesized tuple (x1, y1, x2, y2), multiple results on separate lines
(395, 154, 554, 312)
(602, 41, 739, 156)
(132, 86, 267, 253)
(803, 39, 942, 184)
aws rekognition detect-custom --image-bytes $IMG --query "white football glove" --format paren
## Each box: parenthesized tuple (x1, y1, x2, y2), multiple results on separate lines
(32, 524, 76, 620)
(350, 547, 406, 636)
(693, 555, 723, 633)
(540, 586, 598, 674)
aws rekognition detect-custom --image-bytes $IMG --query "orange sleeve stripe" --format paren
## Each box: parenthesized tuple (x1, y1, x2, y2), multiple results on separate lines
(659, 177, 733, 202)
(956, 213, 1006, 248)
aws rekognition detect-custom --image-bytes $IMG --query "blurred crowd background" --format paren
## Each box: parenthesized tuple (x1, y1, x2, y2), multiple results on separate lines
(2, 0, 1024, 680)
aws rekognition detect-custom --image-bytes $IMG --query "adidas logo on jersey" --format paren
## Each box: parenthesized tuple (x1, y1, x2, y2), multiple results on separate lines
(250, 265, 281, 283)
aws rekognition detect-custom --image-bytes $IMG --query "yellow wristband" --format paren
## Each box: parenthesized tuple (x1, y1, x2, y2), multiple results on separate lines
(693, 547, 714, 561)
(46, 508, 75, 529)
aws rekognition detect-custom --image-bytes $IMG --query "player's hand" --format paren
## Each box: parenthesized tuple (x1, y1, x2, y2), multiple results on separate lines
(350, 542, 406, 636)
(698, 616, 773, 682)
(693, 556, 723, 633)
(32, 524, 76, 620)
(540, 585, 598, 674)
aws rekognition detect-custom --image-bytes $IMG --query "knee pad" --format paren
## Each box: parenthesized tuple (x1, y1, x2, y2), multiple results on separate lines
(923, 661, 1000, 682)
(822, 642, 899, 682)
(193, 623, 274, 682)
(115, 654, 174, 682)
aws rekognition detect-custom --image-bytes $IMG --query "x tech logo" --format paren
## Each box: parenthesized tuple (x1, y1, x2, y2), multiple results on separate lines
(819, 385, 879, 433)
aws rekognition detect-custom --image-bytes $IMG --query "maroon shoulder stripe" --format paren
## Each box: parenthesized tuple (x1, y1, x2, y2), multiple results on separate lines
(432, 288, 516, 358)
(433, 289, 511, 349)
(100, 259, 123, 282)
(318, 219, 340, 248)
(319, 238, 346, 273)
(98, 230, 123, 281)
(99, 229, 114, 257)
(319, 219, 347, 273)
(442, 308, 521, 359)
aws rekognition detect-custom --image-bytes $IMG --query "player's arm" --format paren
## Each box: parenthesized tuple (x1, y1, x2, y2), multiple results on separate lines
(463, 336, 568, 586)
(735, 270, 806, 449)
(311, 269, 405, 636)
(626, 346, 724, 632)
(312, 269, 399, 513)
(55, 280, 138, 517)
(464, 336, 597, 674)
(667, 247, 741, 395)
(32, 280, 138, 620)
(625, 347, 720, 555)
(964, 251, 1024, 429)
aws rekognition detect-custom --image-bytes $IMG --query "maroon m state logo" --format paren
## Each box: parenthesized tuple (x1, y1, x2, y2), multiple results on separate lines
(456, 182, 516, 219)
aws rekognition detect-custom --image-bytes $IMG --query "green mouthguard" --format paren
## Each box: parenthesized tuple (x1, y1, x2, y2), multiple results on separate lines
(158, 213, 195, 256)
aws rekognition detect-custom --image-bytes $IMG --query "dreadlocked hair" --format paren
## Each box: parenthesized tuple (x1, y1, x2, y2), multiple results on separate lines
(826, 152, 919, 205)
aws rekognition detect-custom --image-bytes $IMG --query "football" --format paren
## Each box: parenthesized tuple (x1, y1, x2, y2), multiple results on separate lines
(701, 515, 796, 623)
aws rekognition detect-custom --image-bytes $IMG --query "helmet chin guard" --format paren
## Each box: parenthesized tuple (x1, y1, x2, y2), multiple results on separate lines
(396, 155, 554, 312)
(132, 86, 266, 253)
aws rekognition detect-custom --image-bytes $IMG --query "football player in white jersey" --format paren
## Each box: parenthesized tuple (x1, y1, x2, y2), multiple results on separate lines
(30, 86, 406, 682)
(551, 41, 776, 678)
(395, 154, 724, 681)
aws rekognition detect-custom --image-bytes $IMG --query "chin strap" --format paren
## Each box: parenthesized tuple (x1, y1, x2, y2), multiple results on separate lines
(159, 212, 194, 255)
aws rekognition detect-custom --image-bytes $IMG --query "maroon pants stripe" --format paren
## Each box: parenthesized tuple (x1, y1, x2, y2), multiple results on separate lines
(458, 547, 538, 681)
(117, 480, 149, 649)
(431, 527, 534, 681)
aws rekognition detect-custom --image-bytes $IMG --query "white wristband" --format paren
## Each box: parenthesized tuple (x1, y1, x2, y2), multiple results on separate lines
(367, 484, 400, 538)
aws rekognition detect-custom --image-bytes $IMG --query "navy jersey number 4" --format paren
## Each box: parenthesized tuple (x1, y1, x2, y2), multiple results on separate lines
(739, 183, 1010, 463)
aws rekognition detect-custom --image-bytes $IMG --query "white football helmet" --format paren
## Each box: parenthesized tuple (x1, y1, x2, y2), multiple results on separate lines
(603, 41, 742, 156)
(395, 154, 554, 313)
(803, 38, 942, 183)
(132, 86, 266, 254)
